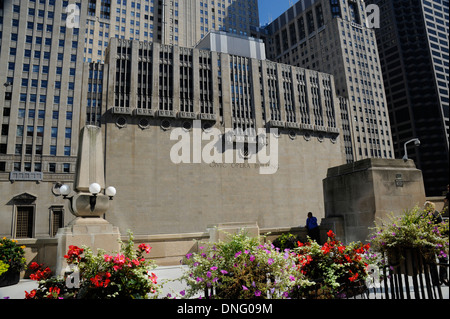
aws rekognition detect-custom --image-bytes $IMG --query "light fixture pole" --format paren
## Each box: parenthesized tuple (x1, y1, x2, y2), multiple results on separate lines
(402, 138, 421, 161)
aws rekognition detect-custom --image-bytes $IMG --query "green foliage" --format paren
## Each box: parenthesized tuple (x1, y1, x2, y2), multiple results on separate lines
(272, 233, 299, 251)
(0, 260, 10, 276)
(369, 206, 449, 259)
(25, 231, 160, 299)
(0, 237, 27, 272)
(181, 230, 312, 299)
(293, 230, 370, 299)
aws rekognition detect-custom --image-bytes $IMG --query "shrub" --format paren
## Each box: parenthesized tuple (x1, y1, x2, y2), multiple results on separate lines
(0, 237, 27, 273)
(181, 231, 312, 299)
(25, 231, 160, 299)
(293, 230, 370, 299)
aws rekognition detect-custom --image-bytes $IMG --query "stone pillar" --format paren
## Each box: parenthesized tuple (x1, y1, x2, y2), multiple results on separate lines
(322, 158, 426, 243)
(55, 126, 121, 276)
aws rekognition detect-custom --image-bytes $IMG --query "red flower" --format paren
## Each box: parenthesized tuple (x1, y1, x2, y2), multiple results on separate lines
(29, 262, 40, 270)
(90, 272, 111, 288)
(348, 271, 359, 282)
(47, 287, 60, 299)
(327, 230, 335, 238)
(64, 245, 84, 263)
(25, 290, 36, 299)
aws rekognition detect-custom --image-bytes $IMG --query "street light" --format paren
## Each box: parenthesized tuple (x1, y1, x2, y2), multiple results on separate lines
(402, 138, 420, 161)
(55, 182, 116, 212)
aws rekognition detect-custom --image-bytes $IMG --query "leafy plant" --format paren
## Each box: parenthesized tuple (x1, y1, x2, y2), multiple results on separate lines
(0, 237, 27, 273)
(25, 231, 160, 299)
(293, 230, 371, 299)
(369, 206, 449, 259)
(0, 260, 10, 276)
(272, 233, 299, 251)
(181, 230, 312, 299)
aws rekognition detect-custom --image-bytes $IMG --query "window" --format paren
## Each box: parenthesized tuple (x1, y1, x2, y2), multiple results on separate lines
(50, 145, 57, 155)
(15, 206, 34, 238)
(64, 146, 71, 156)
(27, 126, 34, 137)
(63, 163, 70, 173)
(49, 163, 56, 172)
(16, 125, 24, 137)
(50, 206, 64, 237)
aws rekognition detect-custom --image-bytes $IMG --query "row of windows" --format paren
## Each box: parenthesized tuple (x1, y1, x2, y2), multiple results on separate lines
(2, 162, 71, 173)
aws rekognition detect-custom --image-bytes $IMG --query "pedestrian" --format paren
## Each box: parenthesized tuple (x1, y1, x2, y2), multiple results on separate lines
(306, 212, 320, 243)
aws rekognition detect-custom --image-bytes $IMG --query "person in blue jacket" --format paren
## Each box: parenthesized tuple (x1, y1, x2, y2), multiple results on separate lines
(306, 212, 320, 243)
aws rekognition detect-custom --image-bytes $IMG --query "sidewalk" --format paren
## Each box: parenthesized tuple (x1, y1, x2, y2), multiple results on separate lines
(1, 265, 448, 299)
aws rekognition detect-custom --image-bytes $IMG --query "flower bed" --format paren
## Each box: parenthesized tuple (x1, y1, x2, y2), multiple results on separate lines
(292, 230, 371, 299)
(25, 232, 160, 299)
(181, 231, 312, 299)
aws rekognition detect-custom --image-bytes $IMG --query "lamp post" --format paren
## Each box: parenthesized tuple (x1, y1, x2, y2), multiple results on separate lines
(402, 138, 421, 161)
(55, 182, 116, 216)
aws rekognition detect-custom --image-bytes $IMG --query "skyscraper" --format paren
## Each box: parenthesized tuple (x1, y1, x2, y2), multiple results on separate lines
(368, 0, 449, 196)
(261, 0, 395, 163)
(83, 0, 260, 63)
(0, 0, 87, 181)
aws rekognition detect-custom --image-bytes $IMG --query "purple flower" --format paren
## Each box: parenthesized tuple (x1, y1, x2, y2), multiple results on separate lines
(242, 285, 248, 291)
(244, 249, 250, 254)
(268, 258, 274, 265)
(186, 253, 193, 259)
(250, 255, 256, 262)
(196, 277, 204, 282)
(180, 290, 186, 296)
(220, 270, 228, 275)
(289, 275, 295, 282)
(210, 266, 218, 271)
(235, 251, 242, 258)
(207, 271, 212, 278)
(255, 290, 261, 297)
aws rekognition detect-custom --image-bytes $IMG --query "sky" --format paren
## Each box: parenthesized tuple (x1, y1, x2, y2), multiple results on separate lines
(258, 0, 297, 26)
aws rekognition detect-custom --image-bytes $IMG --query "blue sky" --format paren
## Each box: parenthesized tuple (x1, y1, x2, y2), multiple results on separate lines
(258, 0, 297, 26)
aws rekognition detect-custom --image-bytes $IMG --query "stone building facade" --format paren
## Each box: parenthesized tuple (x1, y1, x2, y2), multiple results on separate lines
(96, 37, 346, 235)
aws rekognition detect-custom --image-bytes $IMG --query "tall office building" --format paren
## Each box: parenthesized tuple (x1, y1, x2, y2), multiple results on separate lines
(83, 0, 260, 63)
(0, 0, 87, 181)
(368, 0, 449, 196)
(261, 0, 394, 163)
(0, 0, 260, 179)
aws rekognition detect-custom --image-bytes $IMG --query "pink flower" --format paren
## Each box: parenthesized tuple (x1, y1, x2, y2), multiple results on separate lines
(250, 255, 256, 262)
(268, 258, 274, 265)
(254, 290, 261, 297)
(138, 243, 152, 254)
(242, 285, 248, 291)
(149, 272, 158, 284)
(104, 255, 113, 262)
